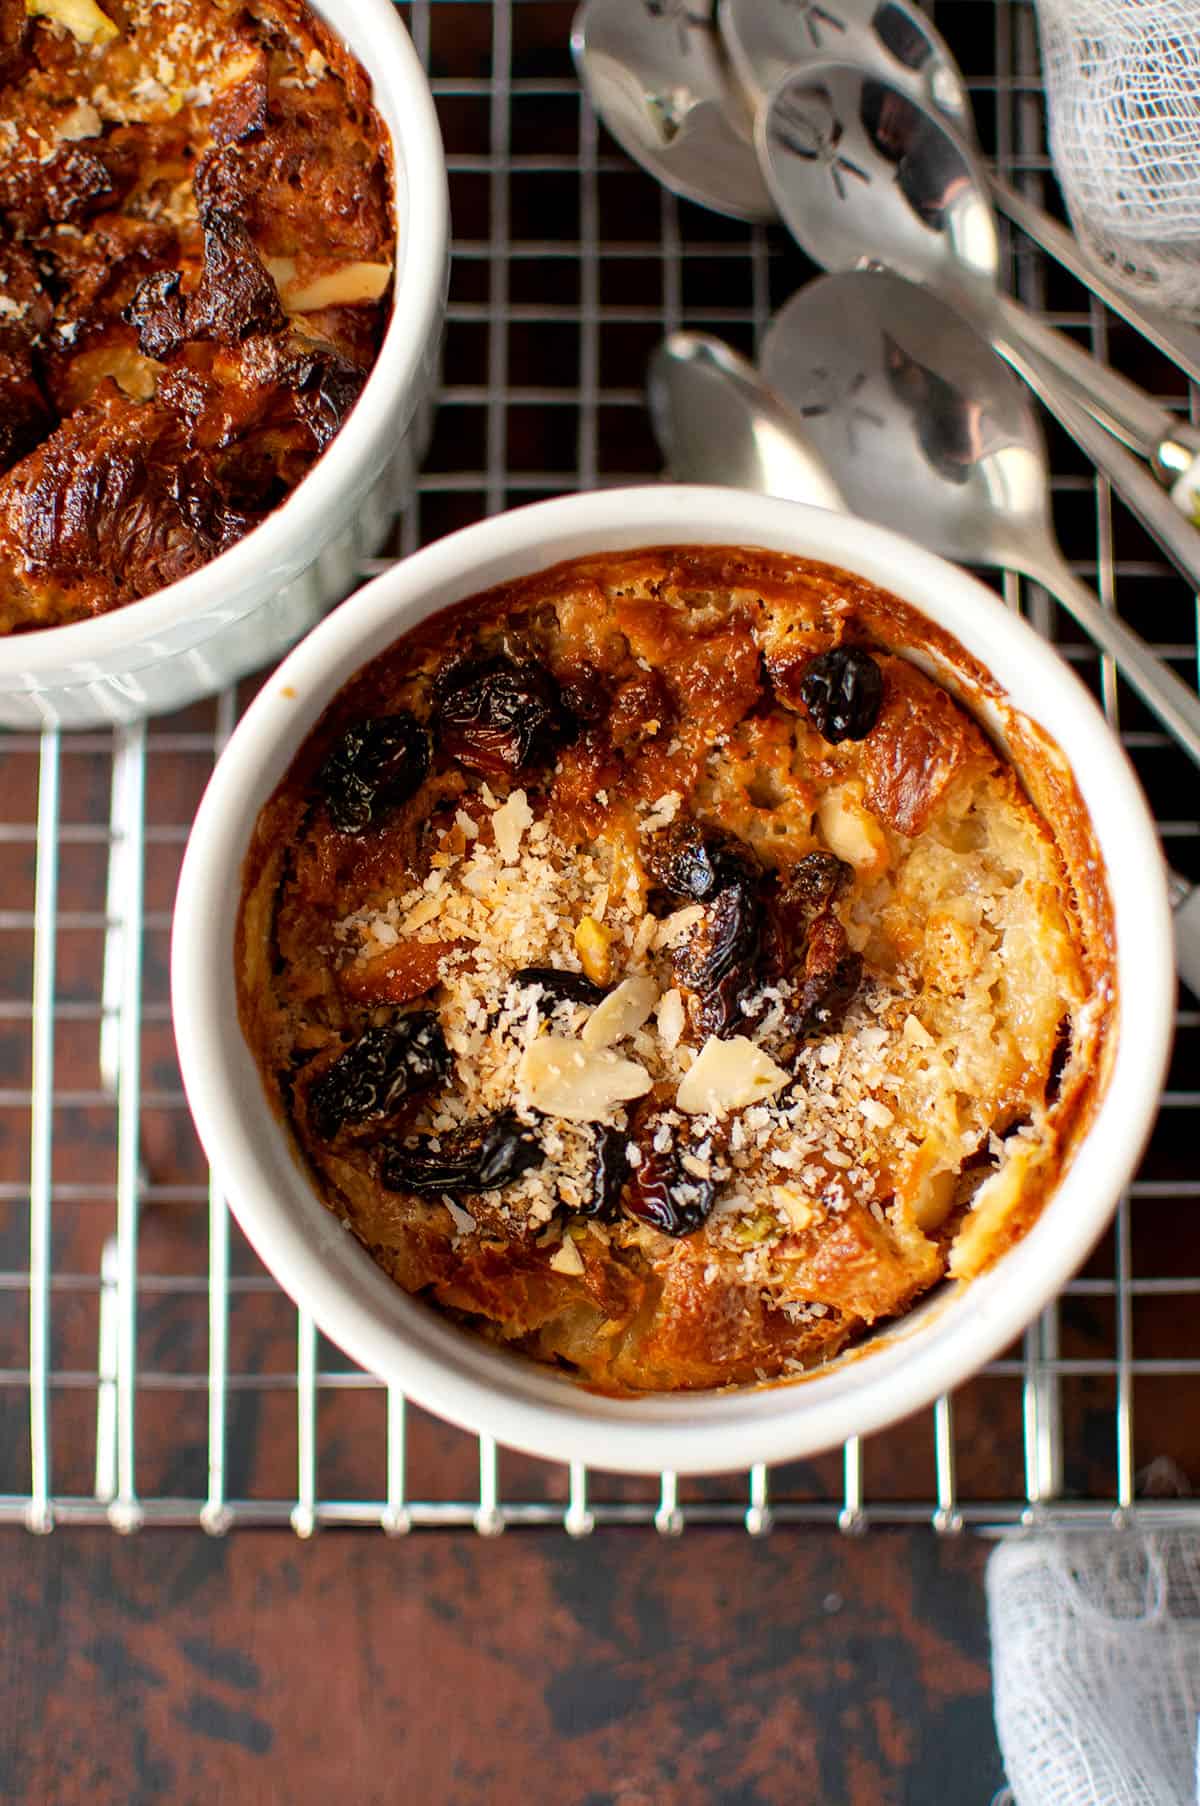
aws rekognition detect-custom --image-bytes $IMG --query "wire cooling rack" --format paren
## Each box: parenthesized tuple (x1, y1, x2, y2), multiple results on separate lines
(1, 0, 1198, 1537)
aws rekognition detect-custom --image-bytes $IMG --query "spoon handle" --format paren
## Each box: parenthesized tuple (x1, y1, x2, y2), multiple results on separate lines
(998, 337, 1200, 601)
(1171, 871, 1200, 1000)
(1026, 545, 1200, 770)
(990, 179, 1200, 391)
(991, 292, 1200, 477)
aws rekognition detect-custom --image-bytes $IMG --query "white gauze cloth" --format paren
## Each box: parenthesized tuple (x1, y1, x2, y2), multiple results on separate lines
(1035, 0, 1200, 321)
(988, 1534, 1200, 1805)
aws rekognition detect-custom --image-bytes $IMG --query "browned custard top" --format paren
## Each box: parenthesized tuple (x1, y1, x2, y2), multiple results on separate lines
(0, 0, 392, 631)
(237, 546, 1115, 1394)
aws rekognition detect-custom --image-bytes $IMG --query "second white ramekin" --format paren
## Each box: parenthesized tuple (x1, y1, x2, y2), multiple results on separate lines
(0, 0, 448, 730)
(172, 486, 1173, 1476)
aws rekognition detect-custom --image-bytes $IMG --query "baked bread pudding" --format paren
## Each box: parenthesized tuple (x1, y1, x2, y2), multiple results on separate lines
(238, 546, 1116, 1393)
(0, 0, 392, 630)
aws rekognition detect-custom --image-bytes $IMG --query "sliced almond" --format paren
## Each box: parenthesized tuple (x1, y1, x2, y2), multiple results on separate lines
(57, 99, 103, 140)
(816, 783, 889, 877)
(518, 1035, 651, 1123)
(491, 788, 532, 864)
(902, 1012, 934, 1049)
(581, 974, 658, 1051)
(27, 0, 118, 47)
(675, 1035, 790, 1116)
(654, 904, 705, 950)
(269, 259, 394, 314)
(443, 1199, 476, 1238)
(549, 1238, 585, 1277)
(630, 911, 658, 964)
(771, 1185, 815, 1231)
(401, 894, 443, 933)
(858, 1096, 895, 1129)
(655, 987, 686, 1052)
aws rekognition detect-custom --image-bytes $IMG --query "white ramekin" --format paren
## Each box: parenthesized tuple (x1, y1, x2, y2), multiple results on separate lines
(0, 0, 448, 731)
(172, 486, 1174, 1476)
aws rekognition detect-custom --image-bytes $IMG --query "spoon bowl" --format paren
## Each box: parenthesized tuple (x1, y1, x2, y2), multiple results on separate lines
(720, 0, 972, 140)
(650, 306, 1200, 984)
(648, 331, 846, 507)
(723, 0, 1200, 390)
(759, 268, 1200, 765)
(571, 0, 775, 221)
(758, 63, 999, 304)
(757, 61, 1200, 585)
(760, 269, 1049, 571)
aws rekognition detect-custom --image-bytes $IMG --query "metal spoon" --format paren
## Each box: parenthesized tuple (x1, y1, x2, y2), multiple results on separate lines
(756, 63, 1200, 582)
(720, 0, 1200, 387)
(649, 319, 1200, 988)
(722, 0, 974, 138)
(756, 269, 1200, 765)
(569, 0, 774, 222)
(648, 331, 846, 508)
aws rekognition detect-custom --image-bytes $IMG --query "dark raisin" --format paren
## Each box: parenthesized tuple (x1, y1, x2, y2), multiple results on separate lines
(622, 1117, 716, 1237)
(789, 951, 863, 1042)
(316, 712, 431, 834)
(797, 646, 884, 743)
(644, 820, 760, 904)
(649, 823, 767, 1036)
(578, 1124, 629, 1221)
(768, 853, 853, 980)
(780, 852, 852, 919)
(308, 1013, 450, 1141)
(381, 1109, 543, 1196)
(432, 653, 566, 776)
(675, 881, 764, 1036)
(608, 669, 673, 748)
(558, 665, 610, 724)
(512, 966, 608, 1011)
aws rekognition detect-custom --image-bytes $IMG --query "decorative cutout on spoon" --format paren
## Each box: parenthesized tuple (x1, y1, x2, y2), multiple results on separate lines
(769, 91, 869, 200)
(779, 1, 847, 48)
(792, 365, 883, 451)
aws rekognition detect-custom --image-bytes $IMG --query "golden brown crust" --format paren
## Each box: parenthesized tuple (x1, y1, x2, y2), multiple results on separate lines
(0, 0, 393, 630)
(236, 545, 1117, 1395)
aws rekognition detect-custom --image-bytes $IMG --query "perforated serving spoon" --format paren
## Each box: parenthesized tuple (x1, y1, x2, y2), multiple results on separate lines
(757, 63, 1200, 587)
(756, 269, 1200, 764)
(648, 316, 1200, 987)
(571, 0, 1200, 396)
(719, 0, 1200, 389)
(569, 0, 773, 221)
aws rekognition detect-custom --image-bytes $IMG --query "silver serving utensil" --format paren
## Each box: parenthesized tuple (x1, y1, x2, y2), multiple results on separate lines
(758, 269, 1200, 766)
(570, 0, 774, 221)
(720, 0, 1200, 387)
(649, 317, 1200, 988)
(648, 331, 846, 507)
(721, 0, 972, 137)
(756, 63, 1200, 585)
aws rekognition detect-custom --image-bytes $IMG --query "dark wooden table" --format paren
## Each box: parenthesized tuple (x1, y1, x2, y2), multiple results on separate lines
(0, 1527, 1004, 1804)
